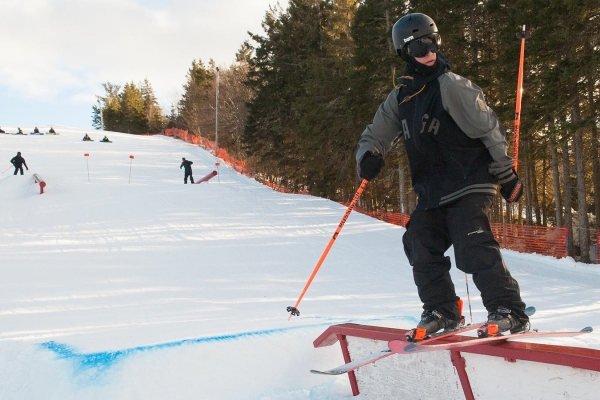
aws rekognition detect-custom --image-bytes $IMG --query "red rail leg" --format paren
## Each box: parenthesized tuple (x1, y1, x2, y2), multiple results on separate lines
(450, 351, 475, 400)
(338, 335, 360, 396)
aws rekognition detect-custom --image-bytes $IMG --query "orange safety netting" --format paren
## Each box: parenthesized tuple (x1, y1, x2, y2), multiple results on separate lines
(490, 223, 569, 259)
(165, 128, 252, 177)
(164, 128, 571, 260)
(347, 208, 568, 259)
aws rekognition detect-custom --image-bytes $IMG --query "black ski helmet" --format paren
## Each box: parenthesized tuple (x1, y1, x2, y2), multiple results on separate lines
(392, 13, 440, 62)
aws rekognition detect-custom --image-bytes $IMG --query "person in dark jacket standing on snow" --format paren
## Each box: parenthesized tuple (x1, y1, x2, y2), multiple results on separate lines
(10, 152, 28, 175)
(356, 13, 529, 338)
(180, 157, 194, 184)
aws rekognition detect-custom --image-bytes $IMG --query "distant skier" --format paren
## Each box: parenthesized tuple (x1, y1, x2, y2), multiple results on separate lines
(83, 133, 92, 141)
(101, 135, 111, 142)
(34, 127, 40, 134)
(10, 152, 28, 175)
(180, 157, 194, 184)
(49, 127, 56, 134)
(0, 127, 5, 134)
(17, 127, 24, 135)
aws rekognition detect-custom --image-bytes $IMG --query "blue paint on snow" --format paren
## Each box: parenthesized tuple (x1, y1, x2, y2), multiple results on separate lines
(39, 315, 414, 380)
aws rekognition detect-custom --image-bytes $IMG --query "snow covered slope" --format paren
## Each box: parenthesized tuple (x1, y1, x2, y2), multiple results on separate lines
(0, 127, 598, 399)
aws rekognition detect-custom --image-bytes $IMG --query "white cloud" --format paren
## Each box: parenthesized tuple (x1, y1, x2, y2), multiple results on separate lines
(0, 0, 284, 111)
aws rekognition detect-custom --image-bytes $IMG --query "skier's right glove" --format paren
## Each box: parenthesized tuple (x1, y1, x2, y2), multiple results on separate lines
(498, 168, 523, 203)
(359, 152, 385, 181)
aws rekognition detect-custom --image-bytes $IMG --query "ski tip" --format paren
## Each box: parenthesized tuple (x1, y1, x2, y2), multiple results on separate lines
(310, 369, 342, 376)
(581, 326, 593, 333)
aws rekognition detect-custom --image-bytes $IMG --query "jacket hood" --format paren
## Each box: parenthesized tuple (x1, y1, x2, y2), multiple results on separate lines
(401, 52, 451, 89)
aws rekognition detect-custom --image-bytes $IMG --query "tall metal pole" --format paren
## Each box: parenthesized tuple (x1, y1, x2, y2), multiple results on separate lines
(215, 67, 219, 156)
(512, 25, 530, 172)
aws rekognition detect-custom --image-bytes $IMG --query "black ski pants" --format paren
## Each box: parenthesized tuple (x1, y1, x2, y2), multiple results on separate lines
(184, 171, 194, 184)
(13, 165, 24, 175)
(402, 194, 526, 320)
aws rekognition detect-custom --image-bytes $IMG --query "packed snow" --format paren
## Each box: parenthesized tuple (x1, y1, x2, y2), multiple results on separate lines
(0, 127, 598, 399)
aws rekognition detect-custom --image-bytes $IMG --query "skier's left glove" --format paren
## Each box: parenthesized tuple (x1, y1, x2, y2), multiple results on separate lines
(498, 168, 523, 202)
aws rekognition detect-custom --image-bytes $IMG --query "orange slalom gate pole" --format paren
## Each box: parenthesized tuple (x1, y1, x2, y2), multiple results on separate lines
(129, 155, 134, 184)
(512, 25, 530, 172)
(287, 179, 369, 320)
(84, 153, 90, 182)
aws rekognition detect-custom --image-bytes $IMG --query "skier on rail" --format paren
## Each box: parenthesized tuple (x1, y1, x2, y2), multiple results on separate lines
(356, 13, 529, 338)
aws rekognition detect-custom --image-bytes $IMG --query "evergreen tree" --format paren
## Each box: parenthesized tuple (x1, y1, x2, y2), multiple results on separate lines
(120, 82, 148, 134)
(93, 80, 165, 134)
(140, 78, 166, 133)
(243, 1, 325, 189)
(177, 59, 214, 136)
(96, 82, 122, 132)
(293, 0, 361, 198)
(167, 104, 178, 129)
(349, 0, 407, 210)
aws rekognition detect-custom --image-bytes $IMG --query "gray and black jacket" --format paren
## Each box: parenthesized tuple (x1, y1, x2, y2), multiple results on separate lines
(356, 54, 514, 210)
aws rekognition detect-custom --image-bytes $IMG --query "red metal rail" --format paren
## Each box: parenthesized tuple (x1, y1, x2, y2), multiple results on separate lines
(314, 323, 600, 397)
(33, 173, 46, 194)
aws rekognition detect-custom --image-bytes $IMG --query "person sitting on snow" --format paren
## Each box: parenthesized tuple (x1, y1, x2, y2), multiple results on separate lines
(49, 127, 56, 134)
(0, 127, 5, 133)
(83, 133, 92, 141)
(101, 135, 110, 142)
(17, 127, 24, 135)
(34, 127, 40, 133)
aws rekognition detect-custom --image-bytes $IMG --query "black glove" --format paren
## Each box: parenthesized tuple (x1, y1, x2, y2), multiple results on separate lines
(498, 168, 523, 202)
(359, 152, 384, 181)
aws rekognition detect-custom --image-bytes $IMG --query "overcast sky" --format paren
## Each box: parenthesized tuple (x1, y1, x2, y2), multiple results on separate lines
(0, 0, 285, 130)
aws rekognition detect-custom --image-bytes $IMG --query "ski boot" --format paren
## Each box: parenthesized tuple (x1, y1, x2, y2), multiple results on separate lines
(478, 306, 530, 338)
(406, 301, 464, 342)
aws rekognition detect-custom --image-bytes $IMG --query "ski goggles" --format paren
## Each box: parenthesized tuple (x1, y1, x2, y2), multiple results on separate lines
(405, 34, 439, 58)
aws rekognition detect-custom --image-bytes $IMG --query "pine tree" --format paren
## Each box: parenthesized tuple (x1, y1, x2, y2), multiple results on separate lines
(140, 78, 166, 133)
(120, 82, 148, 134)
(243, 1, 325, 189)
(93, 80, 165, 134)
(97, 82, 122, 132)
(177, 59, 214, 136)
(293, 0, 361, 198)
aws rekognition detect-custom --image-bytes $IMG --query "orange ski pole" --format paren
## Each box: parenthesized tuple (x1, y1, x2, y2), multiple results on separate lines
(287, 179, 369, 319)
(512, 25, 530, 172)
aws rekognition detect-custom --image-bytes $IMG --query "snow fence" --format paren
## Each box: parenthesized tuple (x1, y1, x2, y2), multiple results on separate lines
(163, 128, 573, 260)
